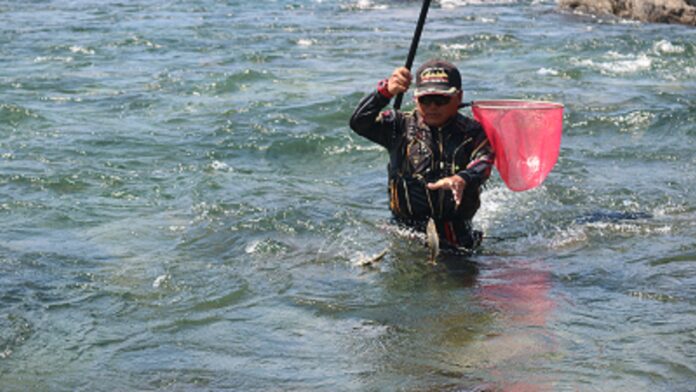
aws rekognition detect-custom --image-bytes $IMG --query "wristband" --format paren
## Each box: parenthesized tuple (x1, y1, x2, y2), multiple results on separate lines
(377, 78, 394, 99)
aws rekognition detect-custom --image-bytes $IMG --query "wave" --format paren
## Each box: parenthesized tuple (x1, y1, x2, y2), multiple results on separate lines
(440, 0, 520, 8)
(0, 313, 33, 360)
(68, 45, 96, 55)
(573, 52, 652, 75)
(110, 34, 162, 49)
(340, 0, 389, 11)
(208, 69, 276, 94)
(0, 103, 43, 124)
(653, 40, 685, 55)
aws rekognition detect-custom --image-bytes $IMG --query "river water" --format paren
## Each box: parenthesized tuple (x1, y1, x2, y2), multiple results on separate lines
(1, 0, 695, 390)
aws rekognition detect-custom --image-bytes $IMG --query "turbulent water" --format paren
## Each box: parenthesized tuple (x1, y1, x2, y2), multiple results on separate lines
(1, 0, 695, 390)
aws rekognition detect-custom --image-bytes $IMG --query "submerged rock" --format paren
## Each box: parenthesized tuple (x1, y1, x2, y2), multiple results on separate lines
(558, 0, 696, 26)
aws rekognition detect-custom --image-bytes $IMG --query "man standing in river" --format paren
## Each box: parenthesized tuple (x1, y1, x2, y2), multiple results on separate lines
(349, 59, 494, 249)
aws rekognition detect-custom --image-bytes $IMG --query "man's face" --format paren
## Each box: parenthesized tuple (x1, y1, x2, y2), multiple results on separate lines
(415, 91, 462, 128)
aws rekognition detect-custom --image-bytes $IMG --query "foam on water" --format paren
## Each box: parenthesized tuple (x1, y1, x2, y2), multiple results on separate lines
(68, 45, 95, 55)
(209, 160, 229, 171)
(343, 0, 388, 11)
(296, 39, 315, 47)
(653, 40, 684, 54)
(574, 52, 652, 74)
(537, 67, 559, 76)
(33, 56, 74, 63)
(440, 0, 519, 8)
(152, 274, 169, 288)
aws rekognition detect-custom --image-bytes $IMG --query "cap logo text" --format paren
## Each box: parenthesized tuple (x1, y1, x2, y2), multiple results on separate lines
(420, 68, 449, 84)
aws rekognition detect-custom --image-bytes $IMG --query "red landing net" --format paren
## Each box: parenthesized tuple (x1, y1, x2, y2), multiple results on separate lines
(472, 100, 564, 192)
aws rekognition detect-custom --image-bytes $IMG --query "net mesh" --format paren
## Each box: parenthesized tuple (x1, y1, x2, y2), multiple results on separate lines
(472, 100, 563, 192)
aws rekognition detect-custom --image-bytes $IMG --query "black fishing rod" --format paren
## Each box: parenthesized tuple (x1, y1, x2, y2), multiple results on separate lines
(393, 0, 432, 110)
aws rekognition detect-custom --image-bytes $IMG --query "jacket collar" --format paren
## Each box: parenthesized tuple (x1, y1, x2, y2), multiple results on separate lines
(416, 111, 461, 131)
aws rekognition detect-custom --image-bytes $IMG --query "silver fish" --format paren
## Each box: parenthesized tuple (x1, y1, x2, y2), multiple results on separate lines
(357, 248, 388, 267)
(426, 218, 439, 264)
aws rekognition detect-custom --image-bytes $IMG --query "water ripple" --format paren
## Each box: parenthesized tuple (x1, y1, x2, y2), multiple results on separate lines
(1, 0, 696, 389)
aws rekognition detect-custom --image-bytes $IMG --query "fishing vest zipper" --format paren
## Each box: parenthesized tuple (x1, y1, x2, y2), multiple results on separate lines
(452, 137, 473, 174)
(438, 126, 444, 219)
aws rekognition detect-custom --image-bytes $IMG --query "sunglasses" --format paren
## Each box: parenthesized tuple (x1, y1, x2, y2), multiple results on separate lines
(417, 95, 452, 106)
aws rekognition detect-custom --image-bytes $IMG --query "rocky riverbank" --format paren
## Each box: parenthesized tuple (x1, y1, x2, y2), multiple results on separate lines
(558, 0, 696, 26)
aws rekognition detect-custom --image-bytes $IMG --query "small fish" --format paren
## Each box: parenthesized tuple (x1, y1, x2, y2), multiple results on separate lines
(357, 249, 388, 267)
(426, 218, 439, 264)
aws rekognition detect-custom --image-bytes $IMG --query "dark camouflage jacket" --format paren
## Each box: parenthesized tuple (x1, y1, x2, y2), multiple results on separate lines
(349, 90, 494, 229)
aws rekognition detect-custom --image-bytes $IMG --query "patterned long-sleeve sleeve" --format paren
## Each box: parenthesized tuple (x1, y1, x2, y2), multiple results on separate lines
(349, 87, 400, 149)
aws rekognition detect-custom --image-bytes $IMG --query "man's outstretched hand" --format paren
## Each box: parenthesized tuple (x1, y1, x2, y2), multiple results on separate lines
(427, 175, 467, 207)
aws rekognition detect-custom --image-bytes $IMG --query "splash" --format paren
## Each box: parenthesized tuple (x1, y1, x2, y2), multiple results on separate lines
(537, 67, 560, 76)
(574, 52, 652, 74)
(152, 274, 169, 288)
(297, 39, 315, 47)
(210, 160, 229, 171)
(653, 40, 685, 54)
(440, 0, 518, 8)
(69, 45, 95, 55)
(343, 0, 388, 10)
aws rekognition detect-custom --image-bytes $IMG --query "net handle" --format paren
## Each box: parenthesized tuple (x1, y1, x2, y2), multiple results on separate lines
(393, 0, 432, 110)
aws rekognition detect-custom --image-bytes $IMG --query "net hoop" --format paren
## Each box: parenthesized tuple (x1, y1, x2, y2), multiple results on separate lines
(472, 100, 564, 110)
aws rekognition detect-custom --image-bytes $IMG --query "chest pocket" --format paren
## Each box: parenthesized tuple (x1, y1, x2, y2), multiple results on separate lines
(406, 139, 433, 177)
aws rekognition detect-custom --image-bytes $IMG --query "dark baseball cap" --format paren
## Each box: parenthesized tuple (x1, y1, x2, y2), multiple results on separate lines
(414, 59, 461, 97)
